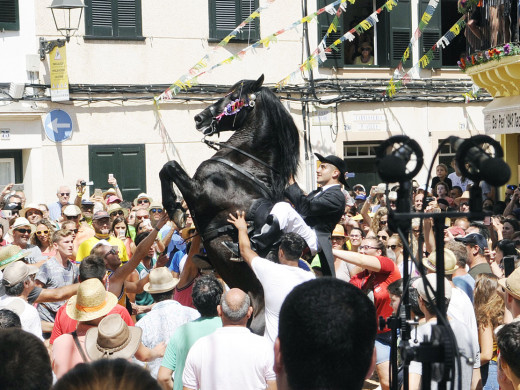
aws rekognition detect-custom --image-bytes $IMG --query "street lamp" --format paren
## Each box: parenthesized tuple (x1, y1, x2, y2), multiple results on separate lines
(39, 0, 86, 60)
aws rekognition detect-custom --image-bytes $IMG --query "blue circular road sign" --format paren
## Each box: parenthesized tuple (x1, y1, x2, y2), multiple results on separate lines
(44, 109, 73, 142)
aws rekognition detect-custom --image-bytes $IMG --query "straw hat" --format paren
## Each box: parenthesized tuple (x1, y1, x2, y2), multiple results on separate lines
(143, 267, 179, 294)
(9, 217, 35, 235)
(102, 188, 117, 200)
(498, 268, 520, 301)
(454, 191, 470, 206)
(107, 203, 129, 218)
(413, 274, 452, 301)
(422, 248, 458, 274)
(331, 224, 346, 238)
(0, 246, 29, 270)
(19, 203, 42, 219)
(63, 205, 81, 217)
(66, 279, 118, 322)
(85, 314, 142, 360)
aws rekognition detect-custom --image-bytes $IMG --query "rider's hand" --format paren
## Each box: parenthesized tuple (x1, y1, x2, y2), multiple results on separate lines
(227, 210, 248, 231)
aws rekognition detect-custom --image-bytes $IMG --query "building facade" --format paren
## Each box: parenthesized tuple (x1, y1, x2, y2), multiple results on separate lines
(0, 0, 494, 205)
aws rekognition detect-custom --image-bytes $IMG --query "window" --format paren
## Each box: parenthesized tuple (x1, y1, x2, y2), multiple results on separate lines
(0, 150, 22, 186)
(318, 0, 412, 68)
(438, 139, 456, 173)
(0, 0, 19, 31)
(344, 142, 381, 189)
(84, 0, 143, 40)
(209, 0, 260, 42)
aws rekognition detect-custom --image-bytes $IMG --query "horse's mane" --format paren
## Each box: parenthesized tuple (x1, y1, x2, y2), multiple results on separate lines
(256, 86, 300, 199)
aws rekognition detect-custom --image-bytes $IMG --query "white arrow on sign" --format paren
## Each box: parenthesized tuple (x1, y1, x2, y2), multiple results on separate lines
(47, 118, 71, 134)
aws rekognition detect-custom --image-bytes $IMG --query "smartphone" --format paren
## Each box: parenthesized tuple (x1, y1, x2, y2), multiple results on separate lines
(11, 183, 24, 191)
(94, 188, 103, 197)
(504, 256, 515, 277)
(346, 172, 356, 178)
(108, 173, 114, 181)
(484, 216, 491, 226)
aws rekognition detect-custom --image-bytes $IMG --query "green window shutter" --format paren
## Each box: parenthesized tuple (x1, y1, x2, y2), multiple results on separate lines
(116, 0, 142, 38)
(85, 0, 142, 39)
(419, 0, 442, 68)
(317, 0, 344, 68)
(0, 0, 19, 31)
(85, 0, 114, 37)
(209, 0, 259, 41)
(385, 0, 412, 68)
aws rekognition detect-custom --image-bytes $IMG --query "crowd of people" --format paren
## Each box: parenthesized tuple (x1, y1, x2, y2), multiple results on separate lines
(0, 153, 519, 390)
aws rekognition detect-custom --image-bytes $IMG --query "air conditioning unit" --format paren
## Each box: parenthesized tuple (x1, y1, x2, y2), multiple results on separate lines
(9, 83, 25, 100)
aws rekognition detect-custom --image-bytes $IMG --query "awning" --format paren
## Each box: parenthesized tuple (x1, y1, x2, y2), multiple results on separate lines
(483, 95, 520, 135)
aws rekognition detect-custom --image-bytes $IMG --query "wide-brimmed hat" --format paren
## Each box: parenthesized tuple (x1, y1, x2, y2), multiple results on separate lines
(19, 203, 43, 219)
(66, 279, 118, 322)
(107, 204, 129, 218)
(358, 42, 373, 53)
(85, 314, 142, 360)
(133, 193, 153, 206)
(143, 267, 179, 294)
(315, 153, 348, 186)
(2, 261, 38, 286)
(331, 224, 346, 238)
(422, 249, 458, 274)
(0, 246, 28, 270)
(454, 191, 470, 206)
(413, 274, 452, 302)
(498, 268, 520, 300)
(9, 218, 35, 235)
(63, 205, 81, 217)
(102, 188, 117, 200)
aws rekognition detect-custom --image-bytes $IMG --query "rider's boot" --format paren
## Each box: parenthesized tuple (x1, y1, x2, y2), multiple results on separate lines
(223, 215, 281, 257)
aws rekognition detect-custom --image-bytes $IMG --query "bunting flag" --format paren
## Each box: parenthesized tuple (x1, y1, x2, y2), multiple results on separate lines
(462, 84, 481, 103)
(276, 0, 399, 88)
(155, 0, 276, 102)
(156, 0, 350, 102)
(384, 15, 466, 98)
(391, 0, 440, 80)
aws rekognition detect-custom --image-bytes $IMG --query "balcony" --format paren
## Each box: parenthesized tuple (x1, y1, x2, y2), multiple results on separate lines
(459, 0, 520, 98)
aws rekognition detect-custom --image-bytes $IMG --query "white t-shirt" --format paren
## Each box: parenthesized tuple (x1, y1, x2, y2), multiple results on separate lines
(409, 318, 476, 390)
(251, 256, 315, 344)
(448, 172, 473, 192)
(448, 286, 480, 368)
(183, 326, 276, 390)
(0, 295, 43, 340)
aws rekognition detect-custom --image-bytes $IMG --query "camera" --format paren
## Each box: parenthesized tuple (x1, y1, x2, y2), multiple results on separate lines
(425, 196, 436, 203)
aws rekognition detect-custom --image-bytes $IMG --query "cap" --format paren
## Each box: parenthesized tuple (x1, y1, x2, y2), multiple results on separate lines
(106, 195, 122, 205)
(388, 191, 398, 202)
(353, 184, 366, 192)
(63, 205, 81, 217)
(81, 199, 95, 206)
(314, 153, 348, 186)
(355, 194, 366, 201)
(2, 261, 38, 287)
(93, 211, 110, 220)
(412, 274, 452, 302)
(455, 233, 488, 251)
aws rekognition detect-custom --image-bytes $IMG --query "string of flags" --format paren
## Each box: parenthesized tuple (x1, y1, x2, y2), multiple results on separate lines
(276, 0, 400, 88)
(384, 15, 466, 98)
(156, 0, 350, 102)
(390, 0, 440, 82)
(155, 0, 276, 102)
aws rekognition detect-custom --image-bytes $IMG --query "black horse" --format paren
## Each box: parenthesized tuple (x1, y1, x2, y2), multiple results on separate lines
(159, 75, 299, 332)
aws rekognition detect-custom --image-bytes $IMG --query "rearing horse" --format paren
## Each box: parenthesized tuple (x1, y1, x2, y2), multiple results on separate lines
(159, 75, 299, 332)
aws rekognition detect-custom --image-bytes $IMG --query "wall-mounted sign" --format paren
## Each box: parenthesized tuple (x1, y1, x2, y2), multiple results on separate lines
(312, 108, 332, 126)
(0, 129, 10, 140)
(50, 45, 69, 102)
(483, 95, 520, 135)
(44, 110, 73, 142)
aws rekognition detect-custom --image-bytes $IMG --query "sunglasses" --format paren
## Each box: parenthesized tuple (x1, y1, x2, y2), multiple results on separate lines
(70, 229, 79, 233)
(104, 248, 118, 257)
(137, 215, 150, 220)
(507, 185, 517, 190)
(377, 235, 388, 241)
(460, 202, 469, 207)
(110, 210, 124, 217)
(387, 244, 398, 250)
(150, 208, 163, 213)
(66, 215, 79, 220)
(379, 220, 387, 225)
(137, 199, 150, 205)
(359, 245, 378, 250)
(81, 205, 94, 210)
(16, 228, 32, 234)
(362, 48, 371, 51)
(36, 230, 49, 235)
(60, 193, 70, 196)
(412, 229, 420, 233)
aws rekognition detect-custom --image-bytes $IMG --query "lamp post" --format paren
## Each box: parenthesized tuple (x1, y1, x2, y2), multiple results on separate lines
(39, 0, 85, 60)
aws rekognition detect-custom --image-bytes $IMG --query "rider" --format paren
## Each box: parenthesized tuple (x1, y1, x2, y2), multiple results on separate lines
(225, 153, 347, 276)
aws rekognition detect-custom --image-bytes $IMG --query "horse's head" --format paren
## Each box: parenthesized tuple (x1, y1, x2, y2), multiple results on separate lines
(194, 74, 264, 136)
